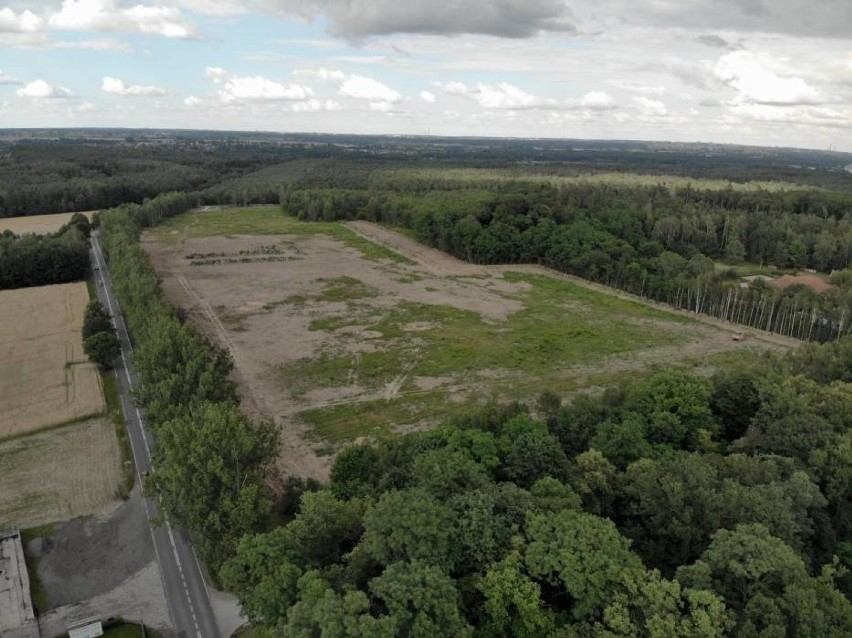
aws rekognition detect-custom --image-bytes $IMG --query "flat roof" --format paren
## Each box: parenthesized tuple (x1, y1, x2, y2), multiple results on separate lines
(0, 530, 38, 637)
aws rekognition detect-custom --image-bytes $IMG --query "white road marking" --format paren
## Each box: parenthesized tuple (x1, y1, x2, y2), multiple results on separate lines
(91, 235, 211, 638)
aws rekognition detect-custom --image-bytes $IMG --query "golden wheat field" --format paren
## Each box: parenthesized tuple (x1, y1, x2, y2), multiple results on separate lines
(0, 282, 104, 438)
(0, 211, 95, 235)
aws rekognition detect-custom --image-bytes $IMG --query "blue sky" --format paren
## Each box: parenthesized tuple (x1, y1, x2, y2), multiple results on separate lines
(1, 1, 851, 151)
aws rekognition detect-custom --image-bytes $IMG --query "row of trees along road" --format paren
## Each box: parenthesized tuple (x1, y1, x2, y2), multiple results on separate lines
(282, 175, 852, 341)
(97, 192, 281, 569)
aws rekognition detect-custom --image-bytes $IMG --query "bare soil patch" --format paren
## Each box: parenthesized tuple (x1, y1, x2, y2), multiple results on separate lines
(0, 417, 123, 529)
(0, 211, 95, 235)
(32, 489, 155, 610)
(145, 216, 793, 482)
(0, 283, 105, 438)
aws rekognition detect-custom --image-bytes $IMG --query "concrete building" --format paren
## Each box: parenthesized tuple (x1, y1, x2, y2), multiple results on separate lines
(0, 529, 39, 638)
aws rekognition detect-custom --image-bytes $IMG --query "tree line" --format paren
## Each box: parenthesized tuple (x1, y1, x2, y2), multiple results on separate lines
(223, 342, 852, 636)
(0, 213, 91, 289)
(281, 177, 852, 341)
(97, 192, 280, 569)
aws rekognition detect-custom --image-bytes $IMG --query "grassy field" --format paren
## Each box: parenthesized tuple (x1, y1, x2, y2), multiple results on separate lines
(285, 271, 694, 441)
(0, 417, 123, 529)
(147, 206, 412, 264)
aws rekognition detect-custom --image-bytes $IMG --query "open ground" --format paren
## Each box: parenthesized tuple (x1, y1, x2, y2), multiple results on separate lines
(0, 282, 104, 438)
(145, 207, 796, 481)
(0, 417, 122, 530)
(0, 211, 95, 235)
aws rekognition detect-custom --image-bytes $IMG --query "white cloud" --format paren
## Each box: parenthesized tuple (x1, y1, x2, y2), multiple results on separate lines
(203, 67, 314, 103)
(0, 7, 44, 32)
(102, 76, 166, 96)
(435, 80, 554, 110)
(472, 82, 553, 109)
(204, 66, 230, 83)
(419, 90, 436, 103)
(339, 75, 401, 102)
(631, 96, 667, 116)
(294, 67, 347, 85)
(435, 81, 468, 95)
(48, 0, 198, 39)
(714, 51, 821, 105)
(580, 91, 615, 110)
(292, 98, 342, 112)
(53, 37, 132, 50)
(184, 95, 203, 107)
(0, 69, 20, 85)
(615, 82, 666, 96)
(173, 0, 246, 16)
(16, 79, 73, 99)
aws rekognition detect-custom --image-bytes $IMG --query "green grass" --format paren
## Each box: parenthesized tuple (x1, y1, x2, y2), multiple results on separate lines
(21, 524, 54, 612)
(288, 271, 696, 442)
(146, 207, 413, 264)
(102, 370, 134, 498)
(301, 391, 453, 442)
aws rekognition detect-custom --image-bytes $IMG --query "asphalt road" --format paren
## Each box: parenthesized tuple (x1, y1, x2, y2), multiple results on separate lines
(91, 231, 220, 638)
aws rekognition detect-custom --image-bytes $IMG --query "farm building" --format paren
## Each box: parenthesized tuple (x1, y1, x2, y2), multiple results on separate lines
(767, 274, 834, 294)
(0, 529, 39, 638)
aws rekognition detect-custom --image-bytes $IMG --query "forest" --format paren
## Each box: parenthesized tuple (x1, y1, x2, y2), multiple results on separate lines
(0, 212, 91, 289)
(91, 192, 852, 638)
(280, 168, 852, 342)
(3, 131, 852, 636)
(2, 129, 852, 217)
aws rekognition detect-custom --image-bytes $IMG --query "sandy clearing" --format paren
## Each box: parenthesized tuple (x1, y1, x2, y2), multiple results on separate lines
(145, 220, 794, 482)
(0, 283, 105, 438)
(0, 211, 95, 235)
(0, 417, 123, 530)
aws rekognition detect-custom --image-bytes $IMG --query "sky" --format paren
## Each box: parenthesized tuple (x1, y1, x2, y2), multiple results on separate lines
(1, 1, 851, 151)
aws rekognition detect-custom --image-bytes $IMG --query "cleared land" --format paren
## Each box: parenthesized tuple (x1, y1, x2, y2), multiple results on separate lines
(0, 417, 122, 529)
(145, 207, 794, 480)
(1, 211, 94, 235)
(0, 282, 104, 438)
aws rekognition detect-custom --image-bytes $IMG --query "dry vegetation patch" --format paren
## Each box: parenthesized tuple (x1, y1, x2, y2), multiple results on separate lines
(145, 208, 792, 481)
(1, 211, 94, 235)
(0, 282, 105, 438)
(0, 417, 122, 529)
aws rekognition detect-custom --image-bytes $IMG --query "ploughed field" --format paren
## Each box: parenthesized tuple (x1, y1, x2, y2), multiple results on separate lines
(144, 207, 791, 480)
(0, 282, 104, 438)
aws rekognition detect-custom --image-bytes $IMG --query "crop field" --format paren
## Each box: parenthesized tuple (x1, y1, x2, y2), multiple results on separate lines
(0, 417, 122, 529)
(1, 211, 94, 235)
(145, 207, 792, 479)
(0, 282, 104, 438)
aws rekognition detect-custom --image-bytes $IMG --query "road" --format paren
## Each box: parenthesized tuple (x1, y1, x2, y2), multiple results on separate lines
(90, 231, 220, 638)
